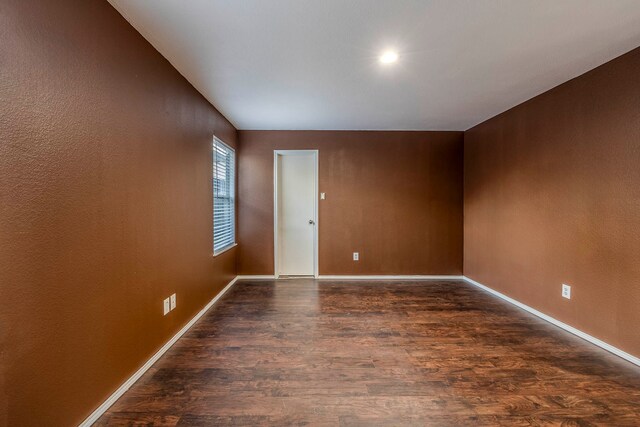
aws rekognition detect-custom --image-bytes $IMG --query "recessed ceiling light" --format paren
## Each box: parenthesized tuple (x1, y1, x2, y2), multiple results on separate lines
(379, 51, 398, 64)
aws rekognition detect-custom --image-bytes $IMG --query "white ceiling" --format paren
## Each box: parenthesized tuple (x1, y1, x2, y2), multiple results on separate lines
(108, 0, 640, 131)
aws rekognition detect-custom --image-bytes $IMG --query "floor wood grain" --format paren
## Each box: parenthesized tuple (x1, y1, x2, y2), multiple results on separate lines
(97, 279, 640, 426)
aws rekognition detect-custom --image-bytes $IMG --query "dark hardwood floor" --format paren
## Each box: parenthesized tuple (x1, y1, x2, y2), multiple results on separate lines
(97, 279, 640, 426)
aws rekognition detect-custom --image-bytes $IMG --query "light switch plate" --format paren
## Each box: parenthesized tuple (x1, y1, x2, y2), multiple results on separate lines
(320, 193, 326, 200)
(163, 298, 171, 315)
(170, 293, 176, 310)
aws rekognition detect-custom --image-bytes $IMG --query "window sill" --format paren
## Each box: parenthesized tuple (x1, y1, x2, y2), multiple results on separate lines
(213, 243, 238, 257)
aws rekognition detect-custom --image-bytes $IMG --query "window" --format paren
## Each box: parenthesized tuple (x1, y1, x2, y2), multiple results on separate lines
(213, 138, 235, 254)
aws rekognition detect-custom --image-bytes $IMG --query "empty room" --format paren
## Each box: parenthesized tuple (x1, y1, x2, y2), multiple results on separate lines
(2, 0, 640, 425)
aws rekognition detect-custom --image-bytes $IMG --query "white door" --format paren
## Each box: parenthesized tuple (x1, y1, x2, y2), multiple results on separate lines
(276, 151, 317, 276)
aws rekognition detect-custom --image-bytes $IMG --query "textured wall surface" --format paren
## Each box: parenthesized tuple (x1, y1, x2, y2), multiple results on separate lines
(0, 1, 237, 425)
(238, 131, 463, 275)
(464, 47, 640, 358)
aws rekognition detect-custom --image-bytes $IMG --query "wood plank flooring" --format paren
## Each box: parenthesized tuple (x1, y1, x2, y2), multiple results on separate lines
(97, 279, 640, 426)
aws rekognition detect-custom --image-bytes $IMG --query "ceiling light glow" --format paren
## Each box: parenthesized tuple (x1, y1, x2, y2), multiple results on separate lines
(379, 51, 399, 64)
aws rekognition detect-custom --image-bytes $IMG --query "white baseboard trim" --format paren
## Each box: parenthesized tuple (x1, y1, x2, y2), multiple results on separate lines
(462, 275, 640, 367)
(236, 275, 464, 281)
(318, 275, 464, 280)
(79, 276, 239, 427)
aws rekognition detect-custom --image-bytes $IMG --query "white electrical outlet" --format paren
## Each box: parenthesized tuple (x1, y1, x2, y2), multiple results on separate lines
(353, 252, 359, 261)
(163, 297, 171, 315)
(562, 284, 571, 299)
(320, 192, 326, 200)
(170, 293, 176, 310)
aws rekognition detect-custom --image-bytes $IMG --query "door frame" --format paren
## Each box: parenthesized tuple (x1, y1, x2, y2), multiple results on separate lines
(273, 150, 319, 278)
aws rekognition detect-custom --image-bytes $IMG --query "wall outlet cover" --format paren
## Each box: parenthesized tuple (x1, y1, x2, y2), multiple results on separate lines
(163, 298, 171, 315)
(562, 284, 571, 299)
(170, 294, 176, 310)
(353, 252, 359, 261)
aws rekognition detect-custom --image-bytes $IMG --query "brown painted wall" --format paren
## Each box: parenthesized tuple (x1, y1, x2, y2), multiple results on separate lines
(0, 1, 237, 425)
(238, 131, 463, 275)
(464, 47, 640, 358)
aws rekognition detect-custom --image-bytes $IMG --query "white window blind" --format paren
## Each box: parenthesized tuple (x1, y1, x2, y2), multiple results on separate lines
(213, 138, 235, 254)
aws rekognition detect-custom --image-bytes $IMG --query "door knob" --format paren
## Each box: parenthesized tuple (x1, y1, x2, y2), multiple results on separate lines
(308, 219, 315, 225)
